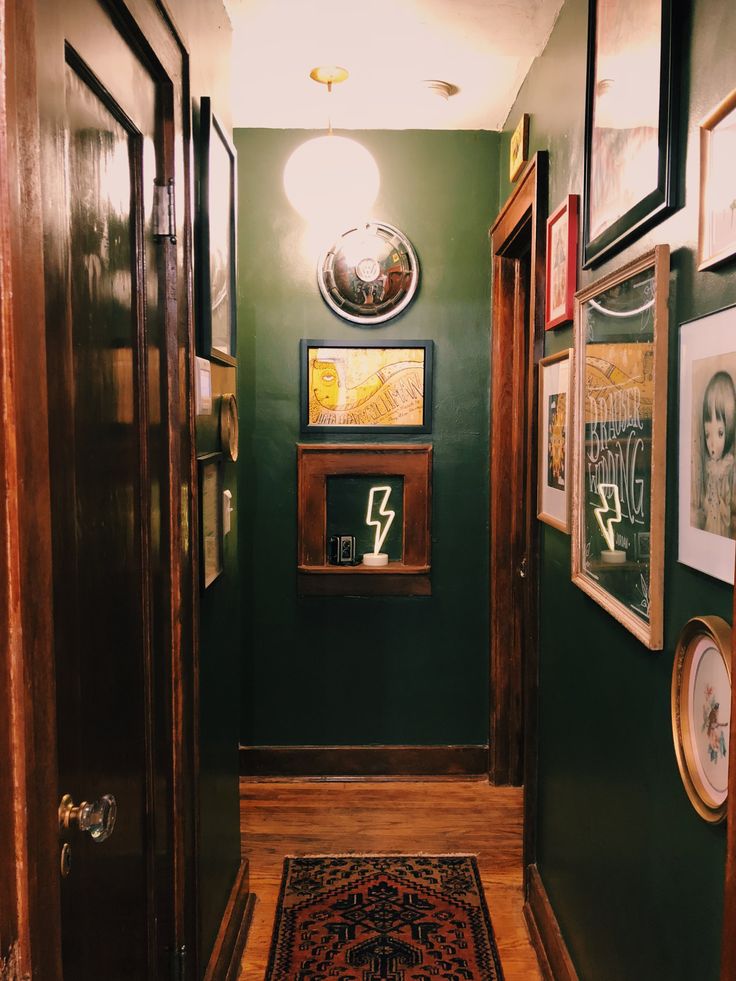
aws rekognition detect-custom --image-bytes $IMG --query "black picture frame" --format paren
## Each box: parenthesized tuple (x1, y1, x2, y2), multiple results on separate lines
(299, 339, 433, 435)
(582, 0, 677, 268)
(195, 96, 237, 365)
(198, 452, 224, 589)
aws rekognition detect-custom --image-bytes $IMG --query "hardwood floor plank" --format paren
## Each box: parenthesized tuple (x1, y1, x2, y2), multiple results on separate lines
(238, 778, 542, 981)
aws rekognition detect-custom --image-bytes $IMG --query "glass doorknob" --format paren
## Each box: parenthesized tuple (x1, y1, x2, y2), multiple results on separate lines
(59, 793, 117, 842)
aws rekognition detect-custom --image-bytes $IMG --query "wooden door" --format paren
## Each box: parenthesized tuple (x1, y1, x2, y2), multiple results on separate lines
(40, 1, 175, 976)
(489, 156, 547, 811)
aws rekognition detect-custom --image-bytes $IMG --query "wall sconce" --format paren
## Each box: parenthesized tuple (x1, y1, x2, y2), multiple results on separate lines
(283, 66, 380, 227)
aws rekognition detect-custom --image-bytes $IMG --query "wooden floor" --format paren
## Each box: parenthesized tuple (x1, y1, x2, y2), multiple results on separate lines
(238, 778, 542, 980)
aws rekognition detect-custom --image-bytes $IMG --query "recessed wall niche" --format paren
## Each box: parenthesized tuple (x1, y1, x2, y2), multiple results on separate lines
(297, 444, 432, 596)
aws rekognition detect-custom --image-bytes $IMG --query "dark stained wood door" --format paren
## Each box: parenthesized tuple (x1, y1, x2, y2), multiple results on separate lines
(40, 1, 174, 976)
(489, 155, 547, 807)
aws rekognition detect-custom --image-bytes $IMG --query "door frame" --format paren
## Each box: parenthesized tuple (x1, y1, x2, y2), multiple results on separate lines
(488, 153, 547, 853)
(0, 0, 198, 975)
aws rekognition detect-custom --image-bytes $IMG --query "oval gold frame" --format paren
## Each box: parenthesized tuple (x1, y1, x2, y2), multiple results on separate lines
(671, 615, 732, 823)
(219, 393, 239, 462)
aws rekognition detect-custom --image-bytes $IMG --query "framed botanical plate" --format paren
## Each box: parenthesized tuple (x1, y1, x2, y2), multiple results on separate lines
(671, 615, 732, 823)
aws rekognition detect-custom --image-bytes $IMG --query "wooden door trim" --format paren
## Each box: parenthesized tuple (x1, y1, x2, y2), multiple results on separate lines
(488, 153, 547, 827)
(524, 865, 579, 980)
(0, 0, 62, 977)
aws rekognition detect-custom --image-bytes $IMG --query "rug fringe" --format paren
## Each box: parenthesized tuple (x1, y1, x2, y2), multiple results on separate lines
(284, 851, 478, 859)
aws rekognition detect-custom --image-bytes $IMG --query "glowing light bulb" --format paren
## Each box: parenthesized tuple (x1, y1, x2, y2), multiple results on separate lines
(283, 134, 380, 226)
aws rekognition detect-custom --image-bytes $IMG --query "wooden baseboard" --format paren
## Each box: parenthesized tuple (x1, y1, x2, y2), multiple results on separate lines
(524, 864, 578, 981)
(203, 859, 256, 981)
(239, 744, 489, 779)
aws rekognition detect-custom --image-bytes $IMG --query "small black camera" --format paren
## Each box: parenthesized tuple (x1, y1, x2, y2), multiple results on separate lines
(328, 535, 357, 565)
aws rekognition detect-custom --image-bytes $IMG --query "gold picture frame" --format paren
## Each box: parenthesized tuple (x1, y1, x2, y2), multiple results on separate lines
(571, 246, 669, 649)
(509, 113, 529, 182)
(698, 87, 736, 271)
(671, 615, 732, 823)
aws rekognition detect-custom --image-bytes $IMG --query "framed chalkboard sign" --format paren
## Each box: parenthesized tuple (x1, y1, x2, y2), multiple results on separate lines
(571, 246, 670, 649)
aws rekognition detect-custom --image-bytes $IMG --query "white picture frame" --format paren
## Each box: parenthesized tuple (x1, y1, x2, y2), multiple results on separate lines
(537, 349, 572, 533)
(679, 304, 736, 583)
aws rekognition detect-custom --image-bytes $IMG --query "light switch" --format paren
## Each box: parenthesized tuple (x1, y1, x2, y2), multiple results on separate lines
(223, 489, 233, 535)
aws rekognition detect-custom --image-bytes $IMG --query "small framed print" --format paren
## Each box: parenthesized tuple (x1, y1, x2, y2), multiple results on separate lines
(300, 339, 433, 434)
(198, 452, 223, 589)
(678, 304, 736, 583)
(537, 350, 572, 533)
(699, 88, 736, 271)
(509, 113, 529, 182)
(671, 615, 732, 823)
(545, 196, 578, 330)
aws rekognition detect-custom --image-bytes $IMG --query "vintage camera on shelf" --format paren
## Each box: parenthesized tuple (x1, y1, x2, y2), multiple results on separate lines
(328, 535, 357, 566)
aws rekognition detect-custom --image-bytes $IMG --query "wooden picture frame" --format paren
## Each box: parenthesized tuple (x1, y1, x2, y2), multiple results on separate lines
(297, 443, 432, 596)
(509, 113, 529, 182)
(582, 0, 677, 267)
(196, 96, 237, 365)
(198, 452, 224, 589)
(300, 339, 433, 434)
(678, 303, 736, 583)
(571, 246, 669, 649)
(698, 88, 736, 271)
(538, 349, 572, 533)
(545, 195, 578, 330)
(671, 615, 732, 823)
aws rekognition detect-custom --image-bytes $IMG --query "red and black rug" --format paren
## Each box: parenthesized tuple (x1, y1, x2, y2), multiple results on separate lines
(265, 854, 505, 980)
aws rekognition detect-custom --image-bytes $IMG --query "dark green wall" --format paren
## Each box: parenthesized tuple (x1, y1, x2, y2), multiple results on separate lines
(502, 0, 736, 977)
(235, 129, 499, 746)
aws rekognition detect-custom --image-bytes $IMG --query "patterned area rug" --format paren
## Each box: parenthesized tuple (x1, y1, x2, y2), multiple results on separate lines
(265, 854, 505, 980)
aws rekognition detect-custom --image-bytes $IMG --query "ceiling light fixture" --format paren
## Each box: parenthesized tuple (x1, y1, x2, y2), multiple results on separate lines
(283, 66, 380, 227)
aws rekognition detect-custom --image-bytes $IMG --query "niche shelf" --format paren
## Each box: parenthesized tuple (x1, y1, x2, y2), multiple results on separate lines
(297, 443, 432, 596)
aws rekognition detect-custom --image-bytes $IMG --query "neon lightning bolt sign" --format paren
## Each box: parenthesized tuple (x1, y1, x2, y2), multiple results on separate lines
(365, 485, 395, 556)
(593, 482, 623, 552)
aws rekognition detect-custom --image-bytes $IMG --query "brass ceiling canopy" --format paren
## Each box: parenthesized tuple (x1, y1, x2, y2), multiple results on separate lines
(309, 65, 349, 92)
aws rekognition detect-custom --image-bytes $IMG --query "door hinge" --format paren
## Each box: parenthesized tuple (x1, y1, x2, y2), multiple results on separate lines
(171, 944, 187, 981)
(153, 178, 177, 244)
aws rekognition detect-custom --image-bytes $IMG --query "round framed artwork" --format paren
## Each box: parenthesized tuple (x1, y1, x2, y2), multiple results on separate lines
(317, 221, 419, 326)
(671, 615, 732, 822)
(219, 392, 239, 462)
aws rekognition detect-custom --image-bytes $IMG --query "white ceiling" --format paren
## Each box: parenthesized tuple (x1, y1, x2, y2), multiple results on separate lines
(224, 0, 564, 131)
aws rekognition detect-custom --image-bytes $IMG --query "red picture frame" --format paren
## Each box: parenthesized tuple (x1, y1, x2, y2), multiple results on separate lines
(545, 194, 578, 330)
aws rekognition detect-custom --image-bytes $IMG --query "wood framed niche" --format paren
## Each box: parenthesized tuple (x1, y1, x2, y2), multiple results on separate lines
(297, 444, 432, 596)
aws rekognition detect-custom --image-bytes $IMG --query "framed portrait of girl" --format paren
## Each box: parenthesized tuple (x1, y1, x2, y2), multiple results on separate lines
(679, 304, 736, 583)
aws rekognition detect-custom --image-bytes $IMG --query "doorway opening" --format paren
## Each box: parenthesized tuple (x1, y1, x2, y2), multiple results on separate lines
(488, 153, 547, 874)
